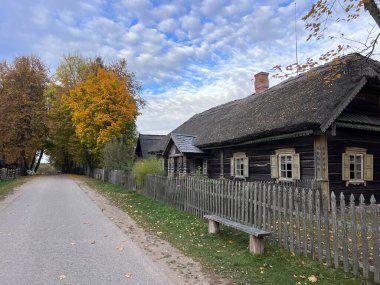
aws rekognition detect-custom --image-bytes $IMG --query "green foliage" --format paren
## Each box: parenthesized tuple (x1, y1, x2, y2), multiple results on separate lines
(132, 158, 164, 189)
(88, 178, 369, 285)
(36, 163, 58, 175)
(46, 54, 142, 171)
(101, 137, 136, 171)
(0, 177, 30, 200)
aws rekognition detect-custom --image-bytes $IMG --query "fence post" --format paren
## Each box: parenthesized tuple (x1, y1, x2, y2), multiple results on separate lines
(359, 194, 369, 279)
(339, 192, 349, 273)
(370, 195, 380, 283)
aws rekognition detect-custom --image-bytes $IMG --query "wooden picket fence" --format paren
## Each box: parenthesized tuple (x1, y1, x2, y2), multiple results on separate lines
(0, 168, 21, 180)
(92, 168, 136, 191)
(143, 175, 380, 283)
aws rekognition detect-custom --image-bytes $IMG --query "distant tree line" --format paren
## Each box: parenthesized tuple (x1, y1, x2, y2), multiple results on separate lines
(0, 55, 143, 173)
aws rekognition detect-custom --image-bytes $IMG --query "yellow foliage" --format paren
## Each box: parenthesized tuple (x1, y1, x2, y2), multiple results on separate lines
(64, 67, 138, 154)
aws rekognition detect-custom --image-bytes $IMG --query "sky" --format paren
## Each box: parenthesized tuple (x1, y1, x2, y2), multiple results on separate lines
(0, 0, 377, 135)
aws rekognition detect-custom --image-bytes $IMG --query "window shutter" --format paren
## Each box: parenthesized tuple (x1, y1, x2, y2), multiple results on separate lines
(364, 154, 374, 181)
(270, 155, 278, 178)
(292, 153, 300, 180)
(342, 153, 350, 181)
(202, 159, 208, 175)
(243, 157, 249, 178)
(230, 157, 235, 177)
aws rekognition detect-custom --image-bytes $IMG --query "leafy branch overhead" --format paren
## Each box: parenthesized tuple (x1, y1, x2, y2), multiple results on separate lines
(274, 0, 380, 79)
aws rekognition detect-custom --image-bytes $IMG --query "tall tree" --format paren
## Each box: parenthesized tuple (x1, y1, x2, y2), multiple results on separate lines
(0, 56, 48, 170)
(48, 55, 142, 171)
(64, 67, 140, 167)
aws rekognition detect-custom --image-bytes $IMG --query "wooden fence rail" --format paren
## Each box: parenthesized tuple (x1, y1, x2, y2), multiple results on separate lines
(91, 168, 136, 191)
(143, 175, 380, 283)
(0, 168, 22, 180)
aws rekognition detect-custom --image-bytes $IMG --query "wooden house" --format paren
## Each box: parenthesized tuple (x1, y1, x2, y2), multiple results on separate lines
(149, 54, 380, 201)
(135, 134, 166, 159)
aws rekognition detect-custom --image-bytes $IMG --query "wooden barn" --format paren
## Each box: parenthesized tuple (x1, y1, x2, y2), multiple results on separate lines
(149, 54, 380, 201)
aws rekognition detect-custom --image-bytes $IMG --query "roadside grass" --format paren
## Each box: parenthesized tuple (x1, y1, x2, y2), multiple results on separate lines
(0, 177, 30, 200)
(85, 178, 374, 285)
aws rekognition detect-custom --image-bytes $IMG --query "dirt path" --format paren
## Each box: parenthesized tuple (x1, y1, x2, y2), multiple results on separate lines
(74, 176, 233, 285)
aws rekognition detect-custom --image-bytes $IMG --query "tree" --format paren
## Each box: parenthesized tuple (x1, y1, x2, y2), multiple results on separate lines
(0, 56, 49, 171)
(101, 137, 136, 171)
(48, 55, 143, 171)
(274, 0, 380, 78)
(64, 67, 139, 166)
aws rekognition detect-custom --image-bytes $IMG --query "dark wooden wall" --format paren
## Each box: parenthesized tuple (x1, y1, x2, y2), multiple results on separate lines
(328, 128, 380, 201)
(206, 136, 315, 182)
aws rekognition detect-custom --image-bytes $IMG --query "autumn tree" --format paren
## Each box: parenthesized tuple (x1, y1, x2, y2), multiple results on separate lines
(45, 55, 95, 172)
(47, 55, 142, 171)
(0, 56, 49, 171)
(274, 0, 380, 78)
(64, 66, 140, 168)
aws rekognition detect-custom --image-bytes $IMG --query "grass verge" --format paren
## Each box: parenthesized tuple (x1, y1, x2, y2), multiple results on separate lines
(85, 177, 374, 285)
(0, 176, 30, 200)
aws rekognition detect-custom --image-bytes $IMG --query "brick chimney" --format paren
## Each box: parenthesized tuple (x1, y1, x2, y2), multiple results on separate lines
(254, 72, 269, 95)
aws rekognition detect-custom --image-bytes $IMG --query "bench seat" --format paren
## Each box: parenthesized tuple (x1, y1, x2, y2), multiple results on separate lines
(204, 214, 271, 255)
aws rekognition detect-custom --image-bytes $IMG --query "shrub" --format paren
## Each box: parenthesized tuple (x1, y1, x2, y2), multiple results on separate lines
(132, 158, 164, 189)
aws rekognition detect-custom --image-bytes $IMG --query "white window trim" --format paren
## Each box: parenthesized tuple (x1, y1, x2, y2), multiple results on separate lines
(232, 152, 248, 178)
(349, 153, 364, 183)
(278, 154, 293, 181)
(235, 157, 245, 178)
(344, 147, 368, 186)
(274, 148, 299, 182)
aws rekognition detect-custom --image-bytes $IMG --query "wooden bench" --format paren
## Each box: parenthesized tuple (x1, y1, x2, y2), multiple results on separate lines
(204, 215, 271, 255)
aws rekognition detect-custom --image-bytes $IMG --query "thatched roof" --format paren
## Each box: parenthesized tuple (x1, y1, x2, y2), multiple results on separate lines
(150, 54, 380, 152)
(135, 134, 166, 158)
(176, 54, 380, 147)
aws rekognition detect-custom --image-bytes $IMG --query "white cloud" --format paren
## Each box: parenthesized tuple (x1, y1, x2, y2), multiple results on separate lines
(1, 0, 378, 136)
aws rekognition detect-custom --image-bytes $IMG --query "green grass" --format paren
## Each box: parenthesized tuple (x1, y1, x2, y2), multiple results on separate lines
(85, 177, 374, 285)
(0, 176, 30, 200)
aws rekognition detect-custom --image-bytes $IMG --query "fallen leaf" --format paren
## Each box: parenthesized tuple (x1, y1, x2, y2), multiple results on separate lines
(125, 272, 133, 278)
(308, 275, 317, 283)
(91, 240, 96, 244)
(57, 275, 66, 280)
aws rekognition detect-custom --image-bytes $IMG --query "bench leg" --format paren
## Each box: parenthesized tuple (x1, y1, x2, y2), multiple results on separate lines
(208, 220, 220, 234)
(249, 235, 264, 255)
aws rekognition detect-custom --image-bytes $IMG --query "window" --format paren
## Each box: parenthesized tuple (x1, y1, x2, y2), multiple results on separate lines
(230, 153, 249, 178)
(349, 154, 363, 181)
(342, 147, 373, 185)
(235, 157, 245, 177)
(279, 154, 293, 179)
(270, 149, 300, 181)
(202, 159, 208, 175)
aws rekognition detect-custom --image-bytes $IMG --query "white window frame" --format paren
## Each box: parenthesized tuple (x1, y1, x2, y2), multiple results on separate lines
(231, 152, 249, 178)
(235, 157, 245, 177)
(279, 154, 293, 181)
(349, 153, 364, 182)
(342, 147, 373, 186)
(271, 148, 300, 181)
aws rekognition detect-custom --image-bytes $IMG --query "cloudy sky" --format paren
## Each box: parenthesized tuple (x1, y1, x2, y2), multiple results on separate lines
(0, 0, 377, 134)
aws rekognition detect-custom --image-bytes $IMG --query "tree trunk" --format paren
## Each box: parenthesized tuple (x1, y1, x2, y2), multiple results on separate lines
(364, 0, 380, 28)
(29, 153, 36, 171)
(21, 150, 29, 171)
(34, 149, 44, 173)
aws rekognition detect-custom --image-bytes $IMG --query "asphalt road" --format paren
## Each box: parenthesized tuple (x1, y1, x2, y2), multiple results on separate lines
(0, 176, 176, 285)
